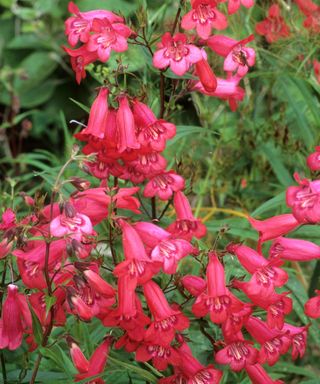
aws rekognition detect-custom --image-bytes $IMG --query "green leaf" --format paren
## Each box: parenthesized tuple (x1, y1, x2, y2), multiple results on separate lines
(28, 303, 43, 346)
(273, 362, 317, 379)
(167, 125, 212, 147)
(45, 295, 57, 317)
(76, 0, 137, 16)
(69, 98, 90, 114)
(39, 345, 76, 379)
(251, 191, 286, 216)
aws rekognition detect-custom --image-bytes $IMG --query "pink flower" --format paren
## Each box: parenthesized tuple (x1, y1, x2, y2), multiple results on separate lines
(87, 18, 133, 62)
(245, 364, 284, 384)
(282, 323, 308, 360)
(0, 239, 12, 259)
(144, 171, 185, 201)
(304, 290, 320, 319)
(181, 0, 228, 39)
(181, 275, 207, 296)
(167, 191, 207, 240)
(133, 100, 176, 151)
(63, 45, 98, 84)
(248, 214, 300, 243)
(270, 237, 320, 262)
(306, 145, 320, 170)
(215, 332, 258, 371)
(207, 34, 255, 77)
(245, 316, 291, 366)
(192, 252, 242, 323)
(223, 0, 255, 15)
(76, 88, 109, 139)
(193, 76, 245, 111)
(128, 152, 167, 178)
(65, 1, 123, 46)
(286, 174, 320, 224)
(153, 32, 202, 76)
(0, 208, 16, 230)
(195, 58, 218, 92)
(255, 4, 290, 43)
(68, 336, 113, 383)
(295, 0, 320, 33)
(143, 280, 189, 345)
(116, 95, 140, 153)
(0, 285, 31, 350)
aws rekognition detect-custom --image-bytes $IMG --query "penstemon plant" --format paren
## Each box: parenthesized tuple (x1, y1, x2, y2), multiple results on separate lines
(0, 1, 319, 384)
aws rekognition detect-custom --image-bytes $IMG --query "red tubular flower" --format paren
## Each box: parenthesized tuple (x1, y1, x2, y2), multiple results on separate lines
(181, 0, 228, 39)
(207, 34, 255, 77)
(195, 58, 218, 92)
(223, 304, 252, 337)
(167, 191, 207, 240)
(116, 95, 140, 153)
(286, 174, 320, 224)
(143, 280, 189, 345)
(143, 171, 185, 201)
(215, 331, 258, 371)
(227, 243, 288, 296)
(68, 336, 113, 383)
(0, 285, 31, 350)
(222, 0, 255, 15)
(245, 363, 284, 384)
(295, 0, 320, 33)
(192, 252, 242, 323)
(153, 32, 202, 76)
(76, 88, 109, 139)
(245, 316, 291, 366)
(248, 214, 300, 243)
(255, 4, 290, 43)
(304, 290, 320, 319)
(181, 275, 207, 296)
(270, 237, 320, 262)
(127, 152, 167, 178)
(0, 209, 16, 230)
(282, 323, 308, 360)
(307, 145, 320, 171)
(133, 100, 176, 151)
(113, 220, 160, 288)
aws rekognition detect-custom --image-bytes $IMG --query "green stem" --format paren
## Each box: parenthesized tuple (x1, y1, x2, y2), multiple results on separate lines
(308, 260, 320, 298)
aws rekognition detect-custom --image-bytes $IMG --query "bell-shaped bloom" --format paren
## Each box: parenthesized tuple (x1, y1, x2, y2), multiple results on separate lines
(304, 290, 320, 319)
(143, 280, 189, 344)
(223, 0, 255, 15)
(116, 96, 140, 153)
(0, 239, 12, 259)
(193, 76, 245, 111)
(270, 237, 320, 262)
(102, 275, 150, 341)
(215, 331, 258, 371)
(167, 191, 207, 240)
(192, 252, 242, 323)
(181, 275, 207, 297)
(0, 208, 16, 230)
(133, 100, 176, 151)
(135, 340, 181, 371)
(233, 281, 292, 330)
(282, 323, 308, 360)
(227, 243, 288, 296)
(181, 0, 227, 39)
(248, 214, 300, 243)
(75, 88, 109, 139)
(195, 58, 217, 92)
(87, 18, 133, 62)
(0, 285, 31, 350)
(153, 32, 202, 76)
(223, 304, 252, 338)
(306, 146, 320, 171)
(63, 45, 99, 84)
(128, 152, 167, 178)
(68, 336, 113, 383)
(245, 317, 291, 366)
(115, 332, 141, 353)
(286, 175, 320, 224)
(113, 220, 160, 288)
(207, 34, 255, 77)
(159, 342, 222, 383)
(86, 156, 124, 180)
(245, 364, 284, 384)
(65, 1, 123, 46)
(144, 171, 185, 201)
(255, 4, 290, 43)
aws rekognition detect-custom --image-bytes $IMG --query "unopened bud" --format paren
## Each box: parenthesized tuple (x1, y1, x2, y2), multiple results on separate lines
(70, 177, 91, 192)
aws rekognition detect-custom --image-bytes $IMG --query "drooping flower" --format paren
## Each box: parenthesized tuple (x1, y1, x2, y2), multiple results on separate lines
(222, 0, 255, 15)
(282, 323, 308, 360)
(294, 0, 320, 33)
(181, 275, 207, 297)
(306, 145, 320, 171)
(255, 4, 290, 43)
(181, 0, 228, 39)
(195, 58, 218, 92)
(207, 34, 255, 77)
(245, 363, 284, 384)
(167, 191, 207, 240)
(144, 171, 185, 201)
(0, 285, 31, 351)
(304, 290, 320, 319)
(270, 237, 320, 262)
(153, 32, 202, 76)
